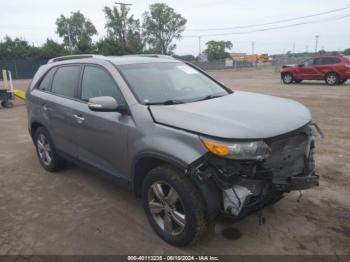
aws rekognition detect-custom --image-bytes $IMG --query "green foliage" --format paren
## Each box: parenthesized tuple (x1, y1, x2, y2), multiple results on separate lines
(56, 11, 97, 53)
(0, 3, 190, 59)
(344, 48, 350, 55)
(95, 38, 124, 56)
(0, 36, 37, 59)
(205, 41, 233, 60)
(103, 5, 143, 54)
(0, 36, 69, 60)
(39, 39, 68, 59)
(142, 3, 187, 55)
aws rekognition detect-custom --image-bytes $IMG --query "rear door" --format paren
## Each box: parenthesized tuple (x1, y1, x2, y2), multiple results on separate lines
(46, 65, 82, 158)
(72, 64, 132, 177)
(314, 57, 342, 78)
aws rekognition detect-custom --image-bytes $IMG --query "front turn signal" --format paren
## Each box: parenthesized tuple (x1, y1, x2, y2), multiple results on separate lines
(202, 140, 230, 157)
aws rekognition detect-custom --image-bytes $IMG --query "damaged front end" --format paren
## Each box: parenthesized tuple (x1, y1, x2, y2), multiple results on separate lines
(187, 124, 320, 220)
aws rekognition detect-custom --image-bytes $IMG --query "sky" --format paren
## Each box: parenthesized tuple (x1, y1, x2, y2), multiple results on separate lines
(1, 0, 350, 55)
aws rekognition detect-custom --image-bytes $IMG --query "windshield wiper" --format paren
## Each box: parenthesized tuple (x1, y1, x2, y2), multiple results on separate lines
(145, 99, 185, 105)
(194, 94, 224, 102)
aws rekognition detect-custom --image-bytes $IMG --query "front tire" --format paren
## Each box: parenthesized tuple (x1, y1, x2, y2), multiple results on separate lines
(282, 73, 293, 84)
(325, 72, 339, 86)
(34, 127, 65, 172)
(142, 165, 208, 246)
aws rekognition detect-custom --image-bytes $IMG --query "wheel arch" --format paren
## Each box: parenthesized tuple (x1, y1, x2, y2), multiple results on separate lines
(132, 152, 221, 220)
(30, 121, 46, 140)
(324, 71, 340, 79)
(132, 152, 188, 197)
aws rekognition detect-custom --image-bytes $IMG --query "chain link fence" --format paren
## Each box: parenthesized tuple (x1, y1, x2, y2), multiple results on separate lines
(190, 59, 256, 70)
(0, 58, 48, 80)
(0, 56, 317, 80)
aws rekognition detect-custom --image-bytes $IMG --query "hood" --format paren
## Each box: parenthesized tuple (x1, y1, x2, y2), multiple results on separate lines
(149, 91, 311, 139)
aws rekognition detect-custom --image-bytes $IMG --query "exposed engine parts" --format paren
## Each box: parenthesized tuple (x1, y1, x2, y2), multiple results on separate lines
(187, 124, 320, 219)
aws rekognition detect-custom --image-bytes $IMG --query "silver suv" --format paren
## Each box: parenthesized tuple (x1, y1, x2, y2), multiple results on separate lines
(26, 55, 319, 246)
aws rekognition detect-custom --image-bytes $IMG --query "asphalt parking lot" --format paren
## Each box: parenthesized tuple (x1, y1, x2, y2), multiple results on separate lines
(0, 67, 349, 255)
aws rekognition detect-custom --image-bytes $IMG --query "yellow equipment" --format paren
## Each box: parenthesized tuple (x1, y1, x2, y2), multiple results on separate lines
(14, 90, 26, 100)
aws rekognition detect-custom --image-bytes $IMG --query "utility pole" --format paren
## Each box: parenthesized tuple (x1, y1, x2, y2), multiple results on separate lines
(66, 23, 73, 54)
(251, 41, 255, 54)
(115, 2, 133, 46)
(198, 35, 202, 56)
(314, 35, 319, 54)
(306, 45, 309, 53)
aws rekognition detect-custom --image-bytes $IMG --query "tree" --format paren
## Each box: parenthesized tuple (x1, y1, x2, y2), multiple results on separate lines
(38, 39, 67, 59)
(103, 5, 143, 54)
(142, 3, 186, 55)
(344, 48, 350, 55)
(0, 36, 37, 59)
(96, 37, 124, 56)
(205, 40, 233, 60)
(56, 11, 97, 53)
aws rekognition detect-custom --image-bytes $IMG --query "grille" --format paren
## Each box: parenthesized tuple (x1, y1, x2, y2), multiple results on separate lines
(264, 131, 310, 182)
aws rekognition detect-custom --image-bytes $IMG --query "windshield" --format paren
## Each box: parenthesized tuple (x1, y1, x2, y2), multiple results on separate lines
(117, 62, 230, 105)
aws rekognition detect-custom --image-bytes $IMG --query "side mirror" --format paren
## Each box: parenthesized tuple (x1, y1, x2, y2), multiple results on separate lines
(88, 96, 126, 112)
(298, 64, 304, 67)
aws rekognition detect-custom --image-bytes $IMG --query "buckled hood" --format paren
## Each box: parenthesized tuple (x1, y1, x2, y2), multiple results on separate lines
(149, 91, 312, 139)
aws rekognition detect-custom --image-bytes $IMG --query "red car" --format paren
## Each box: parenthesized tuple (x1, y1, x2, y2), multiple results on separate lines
(281, 56, 350, 85)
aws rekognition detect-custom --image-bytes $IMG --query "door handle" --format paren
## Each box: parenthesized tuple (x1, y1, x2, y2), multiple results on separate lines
(73, 114, 85, 124)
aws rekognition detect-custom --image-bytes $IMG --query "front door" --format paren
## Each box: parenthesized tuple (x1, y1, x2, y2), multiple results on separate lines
(296, 58, 321, 79)
(72, 65, 132, 177)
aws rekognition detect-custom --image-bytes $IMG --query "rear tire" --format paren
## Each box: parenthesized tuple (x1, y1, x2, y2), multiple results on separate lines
(282, 73, 293, 84)
(34, 127, 65, 172)
(325, 72, 339, 86)
(142, 165, 208, 246)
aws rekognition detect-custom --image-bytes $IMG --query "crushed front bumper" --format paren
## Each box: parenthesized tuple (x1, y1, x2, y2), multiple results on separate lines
(276, 173, 319, 191)
(188, 124, 320, 220)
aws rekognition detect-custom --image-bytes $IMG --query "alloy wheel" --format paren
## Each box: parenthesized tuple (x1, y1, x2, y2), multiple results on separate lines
(37, 134, 52, 166)
(326, 74, 337, 85)
(148, 182, 186, 236)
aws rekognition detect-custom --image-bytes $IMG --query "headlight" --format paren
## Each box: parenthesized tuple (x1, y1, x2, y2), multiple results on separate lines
(201, 138, 270, 160)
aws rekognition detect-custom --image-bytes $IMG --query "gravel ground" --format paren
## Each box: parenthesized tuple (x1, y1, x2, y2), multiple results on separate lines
(0, 68, 349, 255)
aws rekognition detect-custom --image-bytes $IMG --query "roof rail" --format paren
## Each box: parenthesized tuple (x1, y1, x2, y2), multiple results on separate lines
(122, 54, 175, 60)
(48, 54, 106, 64)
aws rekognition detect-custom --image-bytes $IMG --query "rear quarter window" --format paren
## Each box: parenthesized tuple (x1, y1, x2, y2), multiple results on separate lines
(37, 68, 56, 91)
(320, 57, 341, 65)
(51, 66, 81, 98)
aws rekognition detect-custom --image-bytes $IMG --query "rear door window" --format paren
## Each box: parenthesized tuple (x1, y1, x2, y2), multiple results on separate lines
(37, 68, 56, 91)
(51, 66, 81, 98)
